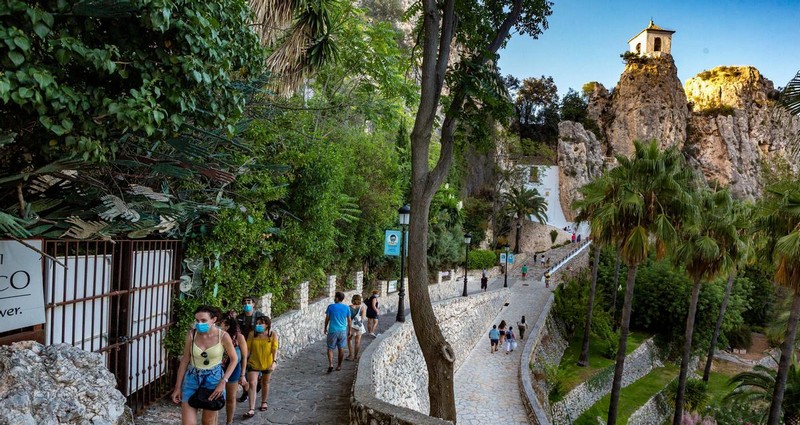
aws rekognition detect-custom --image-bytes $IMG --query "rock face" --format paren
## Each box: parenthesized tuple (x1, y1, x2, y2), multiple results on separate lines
(557, 121, 604, 221)
(0, 341, 133, 425)
(604, 55, 689, 156)
(684, 66, 800, 199)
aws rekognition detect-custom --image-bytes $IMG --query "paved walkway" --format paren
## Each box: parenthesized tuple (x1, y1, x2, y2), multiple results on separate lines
(454, 244, 584, 425)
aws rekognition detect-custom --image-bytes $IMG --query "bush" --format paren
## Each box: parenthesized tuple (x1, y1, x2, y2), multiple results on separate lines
(667, 378, 709, 413)
(544, 361, 566, 403)
(553, 271, 591, 334)
(468, 249, 497, 270)
(550, 229, 559, 243)
(725, 326, 752, 350)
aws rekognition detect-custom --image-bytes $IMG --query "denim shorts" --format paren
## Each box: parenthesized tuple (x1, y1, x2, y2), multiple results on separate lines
(228, 347, 242, 382)
(326, 330, 347, 350)
(181, 365, 223, 403)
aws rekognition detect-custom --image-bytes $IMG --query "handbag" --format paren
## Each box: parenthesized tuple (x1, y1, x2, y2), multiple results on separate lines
(351, 305, 365, 332)
(188, 330, 225, 411)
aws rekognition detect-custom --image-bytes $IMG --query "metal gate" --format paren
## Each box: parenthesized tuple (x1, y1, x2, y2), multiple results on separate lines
(43, 239, 181, 414)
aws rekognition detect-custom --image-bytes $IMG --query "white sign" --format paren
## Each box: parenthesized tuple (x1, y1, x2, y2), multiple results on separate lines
(388, 279, 398, 293)
(0, 240, 45, 333)
(499, 253, 507, 264)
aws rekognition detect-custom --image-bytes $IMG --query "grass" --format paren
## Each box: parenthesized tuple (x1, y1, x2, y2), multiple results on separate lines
(558, 330, 649, 393)
(703, 370, 735, 409)
(574, 364, 680, 425)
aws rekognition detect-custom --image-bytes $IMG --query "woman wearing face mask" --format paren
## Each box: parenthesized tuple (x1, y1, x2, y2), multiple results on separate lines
(235, 297, 263, 403)
(221, 314, 248, 425)
(171, 306, 238, 425)
(244, 316, 279, 418)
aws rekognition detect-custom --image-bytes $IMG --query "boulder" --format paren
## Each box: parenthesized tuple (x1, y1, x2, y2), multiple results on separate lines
(0, 341, 133, 425)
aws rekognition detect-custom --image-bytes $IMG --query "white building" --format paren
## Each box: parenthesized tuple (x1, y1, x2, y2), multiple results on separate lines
(628, 20, 675, 57)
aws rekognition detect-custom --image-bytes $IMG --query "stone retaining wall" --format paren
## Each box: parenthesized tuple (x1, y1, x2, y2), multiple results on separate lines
(628, 391, 671, 425)
(551, 338, 663, 424)
(351, 289, 509, 425)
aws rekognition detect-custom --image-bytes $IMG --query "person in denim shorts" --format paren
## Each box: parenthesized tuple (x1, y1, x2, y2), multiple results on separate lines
(171, 306, 239, 425)
(324, 291, 352, 373)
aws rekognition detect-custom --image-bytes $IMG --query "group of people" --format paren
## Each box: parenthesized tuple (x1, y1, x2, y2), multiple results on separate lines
(171, 290, 384, 424)
(171, 297, 278, 424)
(488, 316, 527, 354)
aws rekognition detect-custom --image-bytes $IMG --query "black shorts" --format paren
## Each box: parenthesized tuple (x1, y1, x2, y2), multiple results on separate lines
(366, 311, 378, 319)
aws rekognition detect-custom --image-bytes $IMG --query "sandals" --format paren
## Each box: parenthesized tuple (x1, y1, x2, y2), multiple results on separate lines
(260, 402, 268, 412)
(243, 409, 255, 419)
(327, 366, 333, 373)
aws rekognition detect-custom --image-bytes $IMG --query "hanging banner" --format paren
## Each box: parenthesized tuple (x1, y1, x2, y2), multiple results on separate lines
(507, 253, 515, 264)
(383, 230, 402, 256)
(0, 240, 45, 333)
(499, 253, 507, 264)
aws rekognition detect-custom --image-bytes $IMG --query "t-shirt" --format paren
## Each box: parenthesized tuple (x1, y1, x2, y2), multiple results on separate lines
(326, 302, 351, 333)
(489, 329, 500, 340)
(237, 311, 264, 338)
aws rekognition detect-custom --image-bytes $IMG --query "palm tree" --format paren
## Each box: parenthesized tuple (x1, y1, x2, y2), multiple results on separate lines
(781, 70, 800, 115)
(502, 186, 547, 253)
(702, 201, 752, 383)
(754, 180, 800, 425)
(573, 174, 617, 367)
(671, 188, 743, 424)
(724, 355, 800, 425)
(597, 141, 696, 425)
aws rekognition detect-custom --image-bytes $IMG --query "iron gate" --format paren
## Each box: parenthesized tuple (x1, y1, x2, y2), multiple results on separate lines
(43, 239, 181, 414)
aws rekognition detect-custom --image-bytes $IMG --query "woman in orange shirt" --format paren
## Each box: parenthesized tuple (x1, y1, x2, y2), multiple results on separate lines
(243, 316, 279, 418)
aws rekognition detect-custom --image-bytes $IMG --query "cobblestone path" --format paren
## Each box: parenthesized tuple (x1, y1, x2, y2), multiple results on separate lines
(454, 244, 585, 425)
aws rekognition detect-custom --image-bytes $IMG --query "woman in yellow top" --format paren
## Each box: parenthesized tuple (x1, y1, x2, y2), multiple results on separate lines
(244, 316, 279, 418)
(171, 305, 238, 425)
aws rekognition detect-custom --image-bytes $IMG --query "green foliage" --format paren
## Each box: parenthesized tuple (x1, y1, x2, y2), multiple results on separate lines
(553, 271, 591, 334)
(544, 361, 566, 403)
(668, 378, 710, 413)
(468, 249, 497, 270)
(620, 51, 648, 64)
(781, 69, 800, 115)
(725, 325, 753, 349)
(463, 196, 493, 245)
(0, 0, 263, 162)
(550, 229, 558, 243)
(696, 101, 736, 117)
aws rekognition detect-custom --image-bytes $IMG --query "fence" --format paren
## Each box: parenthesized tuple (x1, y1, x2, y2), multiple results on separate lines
(42, 239, 181, 415)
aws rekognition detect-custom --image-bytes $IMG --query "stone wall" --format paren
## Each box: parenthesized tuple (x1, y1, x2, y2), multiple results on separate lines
(551, 338, 663, 424)
(351, 289, 509, 425)
(628, 391, 671, 425)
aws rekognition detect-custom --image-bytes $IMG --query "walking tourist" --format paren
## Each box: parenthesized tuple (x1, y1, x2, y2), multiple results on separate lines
(571, 233, 576, 243)
(517, 316, 527, 340)
(348, 294, 367, 361)
(539, 256, 545, 267)
(521, 264, 528, 280)
(505, 326, 517, 354)
(365, 289, 380, 336)
(480, 273, 488, 292)
(236, 297, 263, 403)
(244, 316, 279, 418)
(545, 257, 551, 268)
(498, 320, 507, 346)
(489, 325, 500, 353)
(171, 305, 238, 425)
(577, 234, 582, 243)
(324, 291, 351, 373)
(545, 272, 551, 288)
(221, 314, 248, 425)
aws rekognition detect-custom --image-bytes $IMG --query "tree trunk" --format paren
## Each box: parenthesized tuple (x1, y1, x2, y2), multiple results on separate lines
(673, 278, 703, 425)
(578, 245, 601, 367)
(514, 218, 522, 254)
(703, 272, 736, 382)
(611, 253, 621, 331)
(607, 264, 638, 425)
(767, 291, 800, 425)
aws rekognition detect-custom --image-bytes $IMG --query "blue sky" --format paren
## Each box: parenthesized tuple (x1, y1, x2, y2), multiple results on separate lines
(498, 0, 800, 96)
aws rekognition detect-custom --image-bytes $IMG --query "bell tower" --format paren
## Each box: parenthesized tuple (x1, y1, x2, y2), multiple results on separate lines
(628, 20, 675, 57)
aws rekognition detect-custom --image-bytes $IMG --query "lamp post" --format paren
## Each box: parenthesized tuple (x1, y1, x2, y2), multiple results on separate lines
(462, 233, 472, 297)
(396, 205, 410, 322)
(515, 221, 522, 254)
(503, 244, 510, 288)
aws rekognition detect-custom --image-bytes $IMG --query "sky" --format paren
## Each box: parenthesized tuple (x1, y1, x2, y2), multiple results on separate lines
(498, 0, 800, 96)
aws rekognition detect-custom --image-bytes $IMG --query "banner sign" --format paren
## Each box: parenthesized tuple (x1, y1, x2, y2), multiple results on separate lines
(388, 280, 398, 293)
(383, 230, 402, 256)
(499, 253, 506, 264)
(507, 254, 515, 264)
(0, 240, 45, 333)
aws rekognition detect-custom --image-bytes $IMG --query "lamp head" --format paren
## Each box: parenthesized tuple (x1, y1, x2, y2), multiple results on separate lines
(464, 233, 472, 244)
(398, 204, 411, 226)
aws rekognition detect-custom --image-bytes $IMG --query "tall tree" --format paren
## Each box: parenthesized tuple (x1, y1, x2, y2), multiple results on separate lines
(672, 188, 742, 424)
(754, 180, 800, 425)
(406, 0, 552, 419)
(702, 201, 751, 383)
(503, 186, 548, 253)
(573, 174, 616, 367)
(592, 141, 696, 425)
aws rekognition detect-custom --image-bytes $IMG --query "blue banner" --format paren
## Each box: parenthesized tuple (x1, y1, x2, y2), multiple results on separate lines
(507, 253, 515, 264)
(384, 230, 402, 256)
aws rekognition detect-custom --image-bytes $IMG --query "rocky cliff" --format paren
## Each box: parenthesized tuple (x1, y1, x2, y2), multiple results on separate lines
(558, 59, 800, 216)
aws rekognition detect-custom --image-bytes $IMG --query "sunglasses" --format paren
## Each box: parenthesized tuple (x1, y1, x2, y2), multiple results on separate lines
(201, 351, 209, 366)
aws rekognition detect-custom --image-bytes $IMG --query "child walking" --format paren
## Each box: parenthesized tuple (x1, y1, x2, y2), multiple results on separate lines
(505, 326, 517, 354)
(489, 325, 500, 353)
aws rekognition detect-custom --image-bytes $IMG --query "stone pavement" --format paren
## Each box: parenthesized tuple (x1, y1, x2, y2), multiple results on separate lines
(454, 244, 581, 425)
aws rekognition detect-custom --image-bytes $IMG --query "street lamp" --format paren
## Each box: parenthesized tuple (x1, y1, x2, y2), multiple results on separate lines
(515, 221, 522, 254)
(396, 205, 410, 322)
(462, 233, 472, 297)
(503, 244, 510, 288)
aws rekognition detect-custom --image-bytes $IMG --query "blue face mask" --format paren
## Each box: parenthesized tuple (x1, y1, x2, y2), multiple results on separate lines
(255, 324, 266, 333)
(195, 322, 210, 333)
(243, 304, 253, 313)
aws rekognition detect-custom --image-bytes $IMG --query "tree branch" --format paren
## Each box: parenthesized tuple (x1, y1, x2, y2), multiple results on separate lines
(434, 0, 456, 95)
(486, 0, 524, 57)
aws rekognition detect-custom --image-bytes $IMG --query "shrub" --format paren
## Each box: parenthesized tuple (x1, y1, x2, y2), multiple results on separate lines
(725, 326, 752, 350)
(544, 361, 566, 403)
(550, 229, 559, 243)
(620, 51, 649, 64)
(468, 249, 497, 270)
(667, 378, 709, 413)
